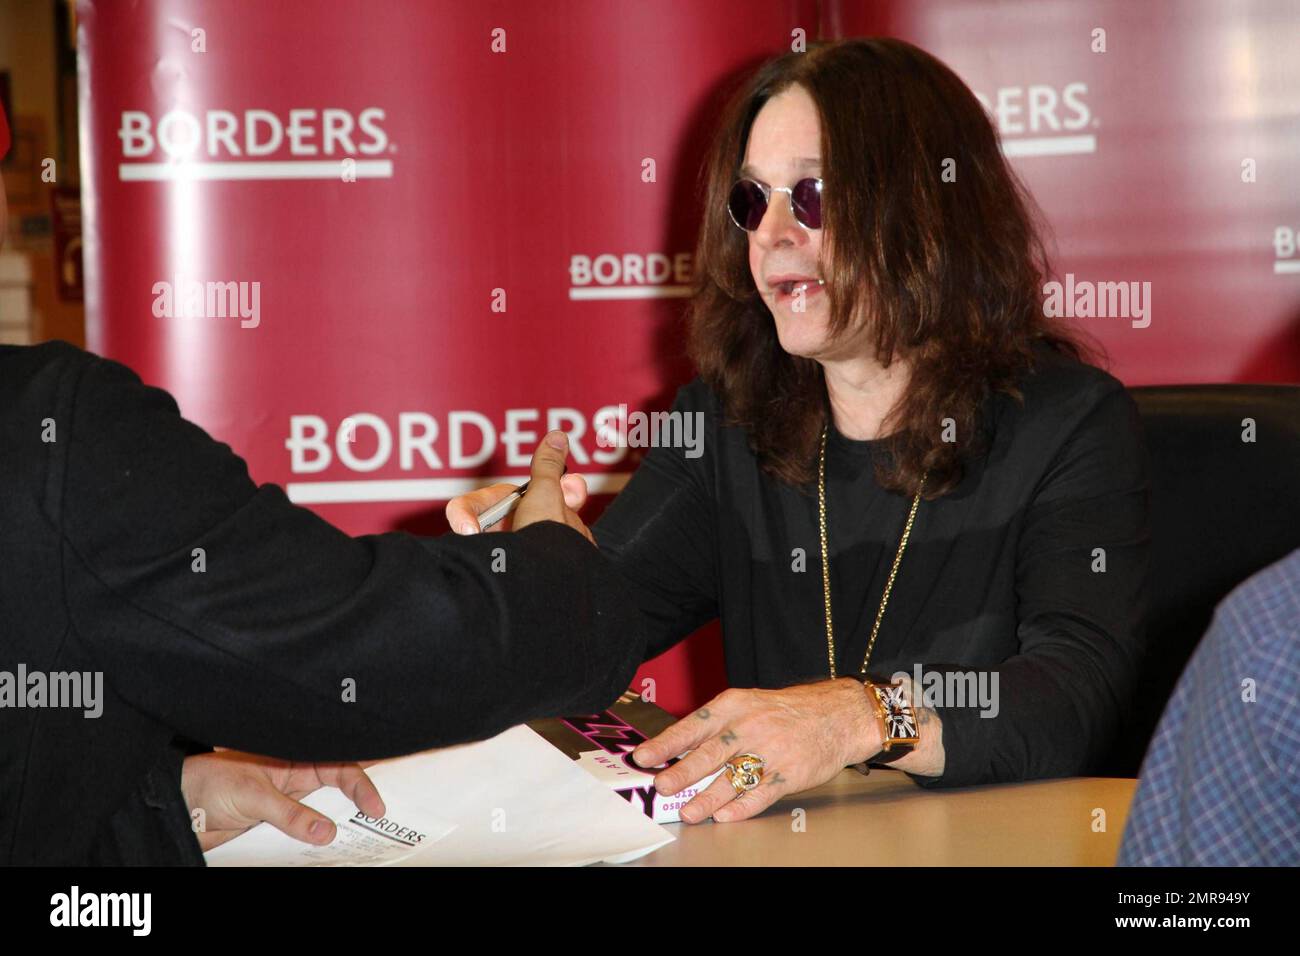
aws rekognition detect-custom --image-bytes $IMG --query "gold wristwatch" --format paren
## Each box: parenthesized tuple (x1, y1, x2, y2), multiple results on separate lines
(845, 674, 920, 773)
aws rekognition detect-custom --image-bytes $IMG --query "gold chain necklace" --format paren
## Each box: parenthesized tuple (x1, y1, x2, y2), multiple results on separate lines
(817, 424, 926, 679)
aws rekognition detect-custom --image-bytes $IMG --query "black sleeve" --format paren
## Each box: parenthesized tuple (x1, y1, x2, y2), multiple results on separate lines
(53, 353, 646, 761)
(592, 382, 720, 661)
(905, 382, 1150, 788)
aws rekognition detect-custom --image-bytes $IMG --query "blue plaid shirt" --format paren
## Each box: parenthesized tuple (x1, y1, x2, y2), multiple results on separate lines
(1119, 547, 1300, 865)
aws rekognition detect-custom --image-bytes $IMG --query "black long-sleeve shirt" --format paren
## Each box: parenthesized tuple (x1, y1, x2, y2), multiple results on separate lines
(593, 343, 1150, 788)
(0, 341, 645, 865)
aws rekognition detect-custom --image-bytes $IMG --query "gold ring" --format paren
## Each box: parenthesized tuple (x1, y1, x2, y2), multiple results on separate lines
(723, 753, 766, 794)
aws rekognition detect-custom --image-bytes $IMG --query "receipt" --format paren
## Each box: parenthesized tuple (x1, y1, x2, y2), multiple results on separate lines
(204, 787, 457, 867)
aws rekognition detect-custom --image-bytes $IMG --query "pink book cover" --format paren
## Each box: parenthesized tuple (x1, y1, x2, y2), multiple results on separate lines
(529, 689, 722, 824)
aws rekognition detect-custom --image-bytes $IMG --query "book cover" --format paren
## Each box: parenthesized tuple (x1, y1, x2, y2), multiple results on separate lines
(528, 688, 723, 824)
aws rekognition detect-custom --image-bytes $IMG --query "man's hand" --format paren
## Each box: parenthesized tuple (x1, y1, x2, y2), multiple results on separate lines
(180, 750, 386, 852)
(445, 430, 591, 541)
(630, 679, 884, 824)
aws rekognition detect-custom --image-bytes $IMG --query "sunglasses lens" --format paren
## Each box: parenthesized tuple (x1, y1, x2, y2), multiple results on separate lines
(792, 178, 823, 229)
(728, 180, 767, 231)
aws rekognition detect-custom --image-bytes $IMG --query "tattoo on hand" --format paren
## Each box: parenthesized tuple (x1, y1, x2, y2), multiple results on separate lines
(695, 707, 711, 720)
(720, 728, 737, 745)
(764, 771, 786, 787)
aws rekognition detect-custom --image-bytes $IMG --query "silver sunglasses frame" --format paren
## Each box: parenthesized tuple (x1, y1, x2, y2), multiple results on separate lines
(726, 177, 823, 232)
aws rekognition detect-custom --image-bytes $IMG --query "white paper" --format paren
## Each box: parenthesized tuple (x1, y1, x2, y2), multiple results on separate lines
(206, 725, 673, 867)
(205, 789, 456, 867)
(369, 725, 674, 866)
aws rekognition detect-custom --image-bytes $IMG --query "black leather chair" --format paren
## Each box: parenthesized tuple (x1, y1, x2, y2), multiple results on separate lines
(1103, 385, 1300, 776)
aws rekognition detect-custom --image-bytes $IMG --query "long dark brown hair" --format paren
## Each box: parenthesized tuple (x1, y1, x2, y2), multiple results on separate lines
(688, 38, 1095, 498)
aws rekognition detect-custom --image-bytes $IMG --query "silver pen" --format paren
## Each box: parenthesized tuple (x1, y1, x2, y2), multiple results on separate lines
(474, 467, 567, 531)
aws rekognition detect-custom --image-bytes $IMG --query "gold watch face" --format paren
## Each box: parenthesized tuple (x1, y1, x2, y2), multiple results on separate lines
(876, 684, 918, 741)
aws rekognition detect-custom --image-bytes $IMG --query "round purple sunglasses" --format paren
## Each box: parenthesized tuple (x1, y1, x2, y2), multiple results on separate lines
(727, 177, 823, 231)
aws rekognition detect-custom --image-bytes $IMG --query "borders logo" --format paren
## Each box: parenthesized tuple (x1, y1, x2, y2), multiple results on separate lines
(116, 107, 394, 182)
(973, 82, 1097, 157)
(569, 252, 694, 300)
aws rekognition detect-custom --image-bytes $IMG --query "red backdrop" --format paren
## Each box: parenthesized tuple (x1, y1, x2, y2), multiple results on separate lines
(77, 0, 1300, 717)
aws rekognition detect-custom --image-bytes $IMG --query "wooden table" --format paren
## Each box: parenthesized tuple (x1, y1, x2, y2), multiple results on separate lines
(614, 768, 1139, 866)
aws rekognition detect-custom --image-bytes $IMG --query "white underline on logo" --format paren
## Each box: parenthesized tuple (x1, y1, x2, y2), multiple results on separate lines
(119, 160, 394, 182)
(286, 471, 632, 504)
(1001, 134, 1097, 157)
(1274, 260, 1300, 274)
(569, 286, 692, 300)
